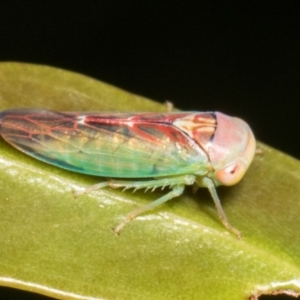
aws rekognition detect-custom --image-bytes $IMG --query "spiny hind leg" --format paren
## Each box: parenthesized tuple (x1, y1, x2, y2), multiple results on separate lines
(74, 175, 195, 196)
(73, 175, 195, 234)
(113, 185, 185, 234)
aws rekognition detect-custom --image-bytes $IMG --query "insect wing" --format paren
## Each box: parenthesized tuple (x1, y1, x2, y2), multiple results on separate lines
(0, 109, 208, 178)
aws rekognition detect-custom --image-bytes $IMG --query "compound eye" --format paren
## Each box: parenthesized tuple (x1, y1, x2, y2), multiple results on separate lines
(215, 160, 247, 186)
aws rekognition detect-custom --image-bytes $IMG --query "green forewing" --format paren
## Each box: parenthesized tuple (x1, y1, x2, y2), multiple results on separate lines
(0, 109, 208, 178)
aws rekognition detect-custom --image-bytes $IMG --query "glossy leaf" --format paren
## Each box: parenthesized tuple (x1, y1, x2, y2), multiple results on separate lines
(0, 62, 300, 300)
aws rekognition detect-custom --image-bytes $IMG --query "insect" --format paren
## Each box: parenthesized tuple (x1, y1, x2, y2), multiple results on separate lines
(0, 108, 256, 238)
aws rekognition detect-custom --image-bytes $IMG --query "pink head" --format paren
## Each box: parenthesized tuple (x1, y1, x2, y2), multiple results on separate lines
(209, 112, 256, 186)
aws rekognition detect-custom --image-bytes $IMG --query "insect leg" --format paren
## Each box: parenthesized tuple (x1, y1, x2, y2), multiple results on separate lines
(202, 178, 242, 239)
(74, 181, 110, 197)
(109, 175, 195, 190)
(74, 175, 195, 196)
(165, 100, 174, 112)
(113, 184, 185, 234)
(75, 175, 195, 234)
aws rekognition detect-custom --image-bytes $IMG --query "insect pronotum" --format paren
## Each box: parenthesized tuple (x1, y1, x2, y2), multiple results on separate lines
(0, 109, 256, 238)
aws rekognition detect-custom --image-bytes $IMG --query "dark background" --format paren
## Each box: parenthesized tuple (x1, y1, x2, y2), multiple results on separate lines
(0, 2, 299, 300)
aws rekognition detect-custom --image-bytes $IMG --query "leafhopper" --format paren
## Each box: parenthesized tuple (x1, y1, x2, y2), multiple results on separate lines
(0, 109, 256, 238)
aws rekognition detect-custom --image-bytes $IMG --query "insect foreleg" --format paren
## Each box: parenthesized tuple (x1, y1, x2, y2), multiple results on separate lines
(202, 178, 242, 239)
(113, 184, 185, 234)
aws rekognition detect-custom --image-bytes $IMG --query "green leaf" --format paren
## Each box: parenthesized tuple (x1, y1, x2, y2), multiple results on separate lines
(0, 62, 299, 300)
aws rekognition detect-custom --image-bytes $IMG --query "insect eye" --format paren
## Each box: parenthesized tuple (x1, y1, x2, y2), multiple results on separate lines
(215, 159, 247, 186)
(229, 165, 238, 174)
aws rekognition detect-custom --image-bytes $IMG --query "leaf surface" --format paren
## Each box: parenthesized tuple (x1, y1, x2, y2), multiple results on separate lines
(0, 62, 299, 300)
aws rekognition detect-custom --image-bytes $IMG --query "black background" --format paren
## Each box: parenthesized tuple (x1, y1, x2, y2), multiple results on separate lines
(0, 2, 299, 300)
